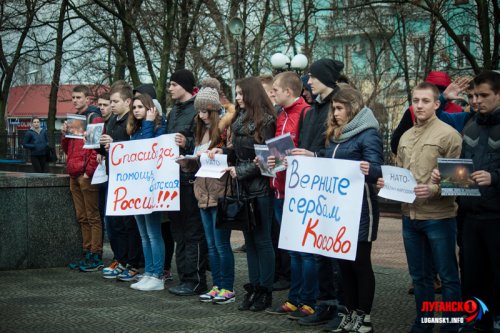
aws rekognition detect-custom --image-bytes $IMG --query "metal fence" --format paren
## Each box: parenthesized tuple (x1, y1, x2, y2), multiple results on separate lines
(0, 132, 66, 164)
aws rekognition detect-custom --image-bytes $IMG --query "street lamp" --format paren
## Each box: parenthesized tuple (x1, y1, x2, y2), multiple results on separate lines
(228, 17, 244, 80)
(270, 53, 308, 73)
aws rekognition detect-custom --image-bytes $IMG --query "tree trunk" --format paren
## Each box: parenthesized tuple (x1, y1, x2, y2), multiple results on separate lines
(47, 0, 68, 148)
(251, 0, 271, 76)
(0, 0, 39, 156)
(157, 0, 177, 111)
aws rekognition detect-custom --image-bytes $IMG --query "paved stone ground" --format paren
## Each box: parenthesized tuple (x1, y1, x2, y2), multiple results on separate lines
(0, 216, 427, 333)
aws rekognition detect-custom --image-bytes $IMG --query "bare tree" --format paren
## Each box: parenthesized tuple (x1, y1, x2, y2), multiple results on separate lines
(0, 0, 43, 156)
(47, 0, 69, 147)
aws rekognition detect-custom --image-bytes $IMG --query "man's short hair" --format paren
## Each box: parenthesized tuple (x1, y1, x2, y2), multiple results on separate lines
(73, 85, 91, 97)
(259, 74, 274, 87)
(412, 82, 440, 101)
(98, 92, 110, 100)
(110, 81, 133, 101)
(274, 72, 302, 97)
(473, 71, 500, 93)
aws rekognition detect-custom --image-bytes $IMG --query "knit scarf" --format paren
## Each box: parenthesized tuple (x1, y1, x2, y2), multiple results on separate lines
(332, 106, 379, 143)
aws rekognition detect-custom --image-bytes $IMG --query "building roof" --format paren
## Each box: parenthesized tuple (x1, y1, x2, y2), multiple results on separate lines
(7, 84, 108, 119)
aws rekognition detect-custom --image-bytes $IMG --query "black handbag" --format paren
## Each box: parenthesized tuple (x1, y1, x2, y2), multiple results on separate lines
(216, 176, 257, 231)
(46, 146, 57, 163)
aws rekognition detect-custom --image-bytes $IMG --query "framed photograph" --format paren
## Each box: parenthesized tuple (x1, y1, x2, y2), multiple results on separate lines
(265, 133, 295, 173)
(254, 144, 276, 177)
(65, 114, 87, 139)
(84, 123, 104, 149)
(438, 158, 480, 196)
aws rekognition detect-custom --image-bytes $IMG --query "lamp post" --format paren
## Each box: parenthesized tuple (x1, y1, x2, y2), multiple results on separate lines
(270, 53, 308, 73)
(228, 17, 244, 82)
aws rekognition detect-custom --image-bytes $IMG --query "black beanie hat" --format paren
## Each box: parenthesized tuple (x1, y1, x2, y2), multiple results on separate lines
(133, 84, 157, 99)
(309, 59, 344, 88)
(170, 69, 196, 94)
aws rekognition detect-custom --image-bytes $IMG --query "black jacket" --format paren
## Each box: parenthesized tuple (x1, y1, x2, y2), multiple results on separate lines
(224, 110, 276, 198)
(166, 97, 197, 183)
(298, 90, 336, 153)
(100, 112, 131, 172)
(166, 97, 197, 156)
(460, 108, 500, 220)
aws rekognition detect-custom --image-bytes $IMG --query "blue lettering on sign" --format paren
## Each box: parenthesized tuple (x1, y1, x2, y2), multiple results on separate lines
(288, 194, 341, 225)
(287, 159, 351, 195)
(149, 180, 180, 192)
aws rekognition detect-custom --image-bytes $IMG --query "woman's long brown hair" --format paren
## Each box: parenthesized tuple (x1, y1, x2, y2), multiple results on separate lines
(234, 77, 277, 143)
(194, 109, 224, 149)
(325, 85, 364, 143)
(127, 94, 162, 136)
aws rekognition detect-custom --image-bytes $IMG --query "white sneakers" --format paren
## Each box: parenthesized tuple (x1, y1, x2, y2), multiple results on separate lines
(130, 276, 164, 291)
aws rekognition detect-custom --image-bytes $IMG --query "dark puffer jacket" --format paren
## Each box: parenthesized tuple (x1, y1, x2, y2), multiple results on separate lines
(460, 107, 500, 220)
(166, 97, 197, 156)
(224, 110, 276, 198)
(166, 97, 197, 183)
(299, 89, 336, 154)
(23, 128, 48, 156)
(323, 107, 383, 242)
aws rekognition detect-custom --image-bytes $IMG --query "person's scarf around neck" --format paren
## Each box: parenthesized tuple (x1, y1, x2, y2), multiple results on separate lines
(332, 106, 379, 144)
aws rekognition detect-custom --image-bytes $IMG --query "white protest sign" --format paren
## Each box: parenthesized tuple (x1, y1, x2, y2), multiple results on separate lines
(279, 156, 365, 261)
(91, 160, 108, 185)
(106, 134, 180, 215)
(378, 165, 416, 203)
(195, 153, 228, 179)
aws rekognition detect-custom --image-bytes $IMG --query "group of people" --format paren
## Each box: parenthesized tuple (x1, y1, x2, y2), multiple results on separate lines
(57, 58, 499, 333)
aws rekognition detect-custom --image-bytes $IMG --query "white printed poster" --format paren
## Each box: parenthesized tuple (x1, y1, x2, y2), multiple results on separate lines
(195, 153, 228, 179)
(279, 156, 365, 261)
(106, 134, 180, 215)
(378, 165, 417, 203)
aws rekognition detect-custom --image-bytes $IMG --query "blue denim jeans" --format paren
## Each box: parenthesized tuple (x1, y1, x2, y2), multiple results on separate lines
(288, 251, 318, 306)
(135, 211, 164, 277)
(273, 197, 284, 225)
(200, 207, 235, 291)
(402, 216, 461, 333)
(244, 195, 275, 290)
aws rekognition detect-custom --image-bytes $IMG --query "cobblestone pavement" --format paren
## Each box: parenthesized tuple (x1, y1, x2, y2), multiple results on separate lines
(0, 216, 428, 333)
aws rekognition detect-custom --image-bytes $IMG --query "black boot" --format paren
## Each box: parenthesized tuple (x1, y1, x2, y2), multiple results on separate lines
(250, 287, 272, 312)
(238, 283, 257, 311)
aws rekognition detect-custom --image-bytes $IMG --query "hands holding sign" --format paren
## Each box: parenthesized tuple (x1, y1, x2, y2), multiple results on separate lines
(207, 147, 235, 178)
(377, 166, 417, 203)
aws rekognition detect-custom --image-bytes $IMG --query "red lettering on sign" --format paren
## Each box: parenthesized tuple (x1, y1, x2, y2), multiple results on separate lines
(301, 218, 351, 254)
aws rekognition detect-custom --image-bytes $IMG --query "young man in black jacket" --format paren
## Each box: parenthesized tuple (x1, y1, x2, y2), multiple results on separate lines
(166, 69, 208, 296)
(458, 71, 500, 333)
(95, 81, 143, 279)
(289, 58, 348, 328)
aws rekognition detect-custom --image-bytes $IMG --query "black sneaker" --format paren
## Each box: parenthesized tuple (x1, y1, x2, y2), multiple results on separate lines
(349, 310, 373, 333)
(299, 304, 336, 326)
(168, 283, 207, 296)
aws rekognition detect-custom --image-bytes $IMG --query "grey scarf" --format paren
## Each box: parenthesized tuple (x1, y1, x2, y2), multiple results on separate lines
(333, 106, 379, 143)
